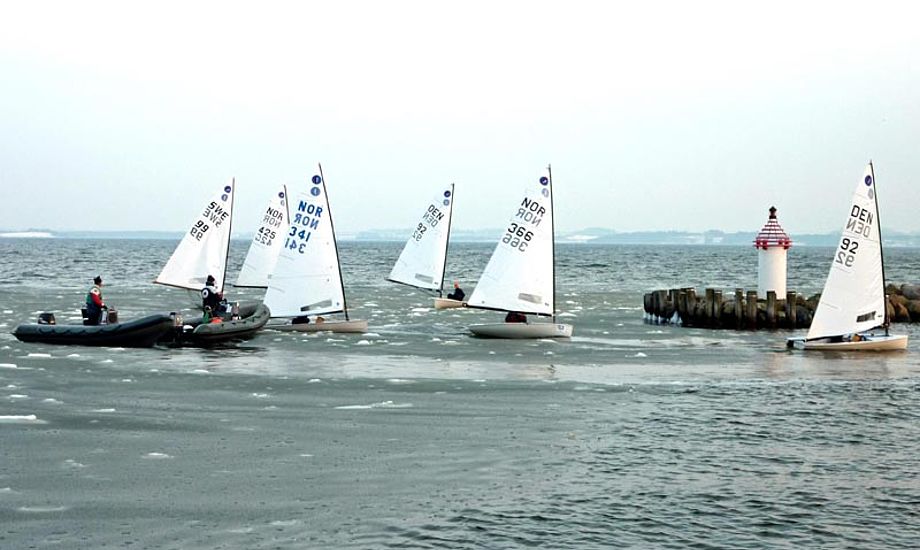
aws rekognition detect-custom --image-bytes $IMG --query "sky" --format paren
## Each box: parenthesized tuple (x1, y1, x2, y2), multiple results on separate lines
(1, 1, 919, 236)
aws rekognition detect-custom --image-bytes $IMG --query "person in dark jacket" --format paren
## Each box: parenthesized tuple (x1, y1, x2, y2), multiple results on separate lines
(504, 311, 527, 323)
(446, 281, 465, 301)
(85, 275, 106, 325)
(201, 275, 223, 316)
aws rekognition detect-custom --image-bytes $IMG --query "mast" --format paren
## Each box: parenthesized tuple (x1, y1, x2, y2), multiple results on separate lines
(548, 164, 556, 324)
(870, 161, 890, 335)
(438, 183, 455, 298)
(318, 163, 351, 321)
(222, 177, 235, 292)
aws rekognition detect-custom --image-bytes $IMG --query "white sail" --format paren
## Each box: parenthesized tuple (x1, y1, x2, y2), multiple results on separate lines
(263, 173, 346, 318)
(468, 169, 554, 316)
(387, 185, 454, 292)
(235, 186, 289, 288)
(807, 164, 887, 340)
(155, 180, 235, 293)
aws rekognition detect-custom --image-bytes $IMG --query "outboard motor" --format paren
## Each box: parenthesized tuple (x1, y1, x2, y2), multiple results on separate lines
(38, 312, 56, 325)
(106, 309, 118, 324)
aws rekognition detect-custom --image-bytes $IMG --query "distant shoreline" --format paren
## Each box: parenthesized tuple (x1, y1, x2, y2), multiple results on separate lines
(3, 229, 920, 247)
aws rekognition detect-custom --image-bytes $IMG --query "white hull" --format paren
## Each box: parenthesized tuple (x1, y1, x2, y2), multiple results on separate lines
(469, 322, 573, 339)
(269, 319, 368, 334)
(788, 334, 908, 351)
(433, 298, 465, 310)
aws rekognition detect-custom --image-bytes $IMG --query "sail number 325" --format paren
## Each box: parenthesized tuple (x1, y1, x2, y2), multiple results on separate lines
(503, 223, 533, 252)
(835, 237, 859, 267)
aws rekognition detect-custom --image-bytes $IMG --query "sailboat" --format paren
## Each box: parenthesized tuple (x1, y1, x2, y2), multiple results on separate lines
(467, 166, 573, 339)
(264, 164, 368, 333)
(155, 180, 236, 295)
(154, 179, 271, 345)
(787, 162, 908, 351)
(234, 186, 290, 288)
(387, 184, 464, 309)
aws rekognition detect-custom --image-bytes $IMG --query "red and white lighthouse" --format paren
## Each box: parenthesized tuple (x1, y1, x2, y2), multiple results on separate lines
(753, 206, 792, 298)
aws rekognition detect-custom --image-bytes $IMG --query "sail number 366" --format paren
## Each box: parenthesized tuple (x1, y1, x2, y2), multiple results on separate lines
(503, 223, 533, 251)
(835, 237, 859, 267)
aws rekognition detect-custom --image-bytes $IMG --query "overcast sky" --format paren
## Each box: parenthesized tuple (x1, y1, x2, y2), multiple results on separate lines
(1, 1, 919, 236)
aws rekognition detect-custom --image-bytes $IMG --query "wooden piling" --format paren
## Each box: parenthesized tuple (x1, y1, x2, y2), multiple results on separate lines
(766, 290, 776, 328)
(734, 289, 743, 330)
(713, 290, 723, 328)
(704, 288, 715, 326)
(785, 291, 796, 328)
(746, 290, 758, 329)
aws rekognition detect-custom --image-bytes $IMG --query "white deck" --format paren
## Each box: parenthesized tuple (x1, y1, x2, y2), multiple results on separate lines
(433, 298, 465, 310)
(268, 319, 369, 334)
(788, 334, 908, 351)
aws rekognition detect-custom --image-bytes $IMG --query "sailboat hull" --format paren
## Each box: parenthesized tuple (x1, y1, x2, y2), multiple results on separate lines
(469, 322, 573, 339)
(433, 298, 465, 310)
(269, 319, 368, 334)
(788, 334, 908, 351)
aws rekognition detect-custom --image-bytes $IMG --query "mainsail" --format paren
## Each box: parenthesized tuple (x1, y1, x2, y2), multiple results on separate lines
(155, 180, 235, 292)
(468, 169, 555, 316)
(807, 163, 886, 340)
(263, 172, 346, 318)
(387, 185, 454, 293)
(235, 186, 290, 288)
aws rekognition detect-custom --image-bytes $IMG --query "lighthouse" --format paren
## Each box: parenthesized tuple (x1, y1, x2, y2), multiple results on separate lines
(753, 206, 792, 298)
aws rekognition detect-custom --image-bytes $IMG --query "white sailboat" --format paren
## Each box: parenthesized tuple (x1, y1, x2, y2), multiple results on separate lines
(264, 165, 367, 333)
(155, 180, 235, 294)
(234, 186, 290, 288)
(387, 184, 464, 309)
(788, 162, 908, 351)
(467, 166, 573, 339)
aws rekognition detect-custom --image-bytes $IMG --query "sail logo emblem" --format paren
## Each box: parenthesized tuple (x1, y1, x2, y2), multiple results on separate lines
(310, 187, 321, 196)
(278, 191, 285, 198)
(224, 186, 232, 193)
(541, 188, 550, 197)
(443, 199, 450, 206)
(221, 194, 228, 201)
(539, 176, 549, 186)
(864, 175, 873, 186)
(444, 190, 451, 197)
(312, 175, 322, 184)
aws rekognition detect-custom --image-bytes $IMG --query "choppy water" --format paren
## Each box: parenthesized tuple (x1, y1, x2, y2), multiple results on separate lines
(1, 239, 919, 548)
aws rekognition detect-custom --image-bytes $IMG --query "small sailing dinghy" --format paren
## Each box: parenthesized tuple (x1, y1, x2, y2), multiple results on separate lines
(787, 162, 908, 351)
(387, 184, 464, 309)
(264, 165, 368, 333)
(235, 186, 290, 288)
(467, 166, 573, 339)
(153, 180, 270, 344)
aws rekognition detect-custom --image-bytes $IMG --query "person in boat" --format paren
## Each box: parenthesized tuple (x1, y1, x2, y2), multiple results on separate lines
(201, 275, 224, 321)
(292, 315, 311, 324)
(447, 281, 465, 301)
(85, 275, 107, 325)
(505, 311, 527, 323)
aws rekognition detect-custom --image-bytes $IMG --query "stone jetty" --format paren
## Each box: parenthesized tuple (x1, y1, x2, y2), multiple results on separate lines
(643, 283, 920, 329)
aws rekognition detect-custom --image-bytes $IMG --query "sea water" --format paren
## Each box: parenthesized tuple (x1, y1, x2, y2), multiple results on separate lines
(1, 239, 919, 548)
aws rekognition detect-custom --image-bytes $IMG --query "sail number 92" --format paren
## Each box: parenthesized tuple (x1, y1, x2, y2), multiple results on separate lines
(835, 237, 859, 267)
(503, 223, 533, 251)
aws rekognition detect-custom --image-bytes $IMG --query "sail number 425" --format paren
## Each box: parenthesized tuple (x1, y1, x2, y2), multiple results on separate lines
(503, 223, 533, 251)
(835, 237, 859, 267)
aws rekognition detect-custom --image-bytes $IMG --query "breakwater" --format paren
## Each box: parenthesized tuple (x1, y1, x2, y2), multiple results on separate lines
(643, 283, 920, 329)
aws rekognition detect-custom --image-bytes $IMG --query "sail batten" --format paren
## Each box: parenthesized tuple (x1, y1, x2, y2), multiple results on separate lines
(155, 181, 235, 293)
(388, 186, 454, 292)
(807, 164, 887, 340)
(468, 170, 555, 315)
